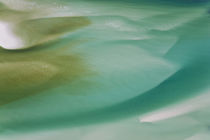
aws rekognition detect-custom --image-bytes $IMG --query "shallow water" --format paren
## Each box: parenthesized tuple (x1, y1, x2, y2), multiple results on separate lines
(0, 0, 210, 139)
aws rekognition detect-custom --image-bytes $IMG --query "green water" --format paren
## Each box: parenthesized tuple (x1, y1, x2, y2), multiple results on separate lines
(0, 0, 210, 139)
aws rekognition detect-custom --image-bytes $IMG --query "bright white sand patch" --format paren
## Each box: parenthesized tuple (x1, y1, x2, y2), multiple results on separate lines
(0, 21, 23, 50)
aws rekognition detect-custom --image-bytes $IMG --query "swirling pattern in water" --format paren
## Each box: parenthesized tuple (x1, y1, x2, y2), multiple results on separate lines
(0, 0, 210, 139)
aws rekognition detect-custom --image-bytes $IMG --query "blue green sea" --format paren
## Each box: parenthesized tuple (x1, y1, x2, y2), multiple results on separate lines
(0, 0, 210, 139)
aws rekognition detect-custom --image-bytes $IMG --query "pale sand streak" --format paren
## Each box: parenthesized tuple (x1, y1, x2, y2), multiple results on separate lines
(140, 90, 210, 122)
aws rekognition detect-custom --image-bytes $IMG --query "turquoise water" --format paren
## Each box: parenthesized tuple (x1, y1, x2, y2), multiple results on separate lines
(0, 0, 210, 139)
